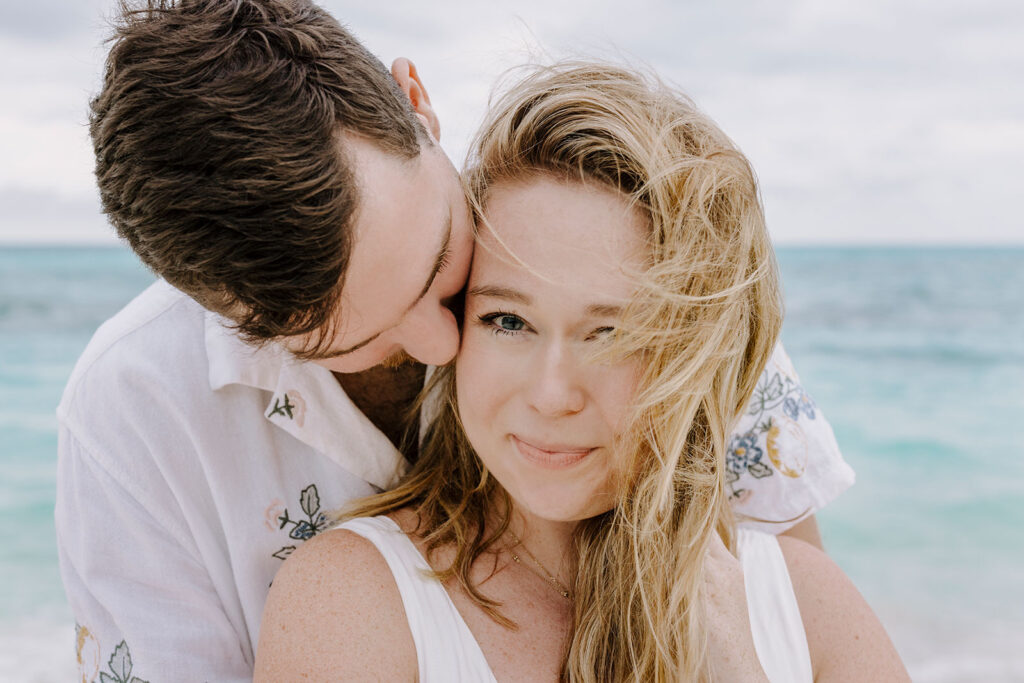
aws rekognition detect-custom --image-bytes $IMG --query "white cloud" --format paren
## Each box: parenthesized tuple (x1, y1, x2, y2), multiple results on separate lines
(1, 0, 1021, 243)
(0, 115, 95, 198)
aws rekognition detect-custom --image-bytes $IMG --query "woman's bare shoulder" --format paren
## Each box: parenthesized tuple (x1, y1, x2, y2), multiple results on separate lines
(777, 536, 909, 682)
(254, 524, 417, 681)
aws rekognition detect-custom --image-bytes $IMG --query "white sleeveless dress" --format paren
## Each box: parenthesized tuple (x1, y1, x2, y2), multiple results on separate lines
(335, 517, 812, 682)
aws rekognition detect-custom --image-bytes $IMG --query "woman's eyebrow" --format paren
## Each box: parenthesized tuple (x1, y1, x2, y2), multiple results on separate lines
(469, 286, 624, 318)
(586, 303, 624, 318)
(466, 285, 531, 304)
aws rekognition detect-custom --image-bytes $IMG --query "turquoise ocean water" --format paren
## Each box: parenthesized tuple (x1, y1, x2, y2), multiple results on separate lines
(1, 245, 1022, 681)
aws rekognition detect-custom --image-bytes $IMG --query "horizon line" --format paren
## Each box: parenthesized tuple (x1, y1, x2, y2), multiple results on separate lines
(2, 240, 1023, 249)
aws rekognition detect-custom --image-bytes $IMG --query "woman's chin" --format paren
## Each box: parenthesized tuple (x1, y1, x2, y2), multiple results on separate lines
(510, 490, 617, 525)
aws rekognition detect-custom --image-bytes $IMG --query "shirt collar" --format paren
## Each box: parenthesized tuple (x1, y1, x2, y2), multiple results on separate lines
(204, 311, 285, 393)
(204, 311, 408, 490)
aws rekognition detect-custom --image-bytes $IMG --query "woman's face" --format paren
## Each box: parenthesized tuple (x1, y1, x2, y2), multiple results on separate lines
(456, 176, 647, 523)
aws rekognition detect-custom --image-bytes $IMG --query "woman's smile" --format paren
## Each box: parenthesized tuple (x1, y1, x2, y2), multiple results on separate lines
(510, 435, 596, 469)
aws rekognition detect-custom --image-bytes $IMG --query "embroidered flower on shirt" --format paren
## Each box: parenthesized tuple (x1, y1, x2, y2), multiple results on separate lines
(264, 498, 286, 531)
(75, 623, 100, 683)
(272, 484, 329, 561)
(765, 418, 810, 478)
(97, 640, 148, 683)
(747, 370, 816, 422)
(727, 364, 821, 502)
(727, 433, 773, 480)
(782, 394, 817, 421)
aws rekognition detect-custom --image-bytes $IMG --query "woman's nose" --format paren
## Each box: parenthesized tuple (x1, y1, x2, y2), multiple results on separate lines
(526, 345, 585, 417)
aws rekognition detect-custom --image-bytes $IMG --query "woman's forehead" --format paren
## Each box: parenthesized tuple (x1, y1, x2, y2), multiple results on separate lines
(469, 177, 646, 304)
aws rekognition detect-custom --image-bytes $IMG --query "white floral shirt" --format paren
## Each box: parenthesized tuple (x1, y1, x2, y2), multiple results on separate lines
(55, 280, 851, 682)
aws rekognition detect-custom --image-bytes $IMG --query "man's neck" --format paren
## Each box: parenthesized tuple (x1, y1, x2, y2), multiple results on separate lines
(334, 362, 426, 460)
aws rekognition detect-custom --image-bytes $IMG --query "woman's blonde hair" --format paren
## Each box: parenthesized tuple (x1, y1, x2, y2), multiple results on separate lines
(342, 61, 782, 681)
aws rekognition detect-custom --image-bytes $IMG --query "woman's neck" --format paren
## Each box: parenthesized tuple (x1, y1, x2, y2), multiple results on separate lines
(507, 508, 578, 587)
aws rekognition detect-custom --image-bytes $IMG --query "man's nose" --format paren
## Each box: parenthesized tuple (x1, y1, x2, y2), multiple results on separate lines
(395, 299, 460, 367)
(526, 344, 585, 417)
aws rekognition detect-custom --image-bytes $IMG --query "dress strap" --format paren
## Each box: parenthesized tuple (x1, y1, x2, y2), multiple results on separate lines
(331, 516, 497, 683)
(736, 528, 814, 683)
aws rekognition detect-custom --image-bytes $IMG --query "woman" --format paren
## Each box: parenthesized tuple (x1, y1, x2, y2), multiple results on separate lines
(255, 62, 907, 681)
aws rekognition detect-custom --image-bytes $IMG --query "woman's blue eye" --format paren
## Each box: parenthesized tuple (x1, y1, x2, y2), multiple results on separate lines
(479, 312, 526, 336)
(496, 315, 524, 331)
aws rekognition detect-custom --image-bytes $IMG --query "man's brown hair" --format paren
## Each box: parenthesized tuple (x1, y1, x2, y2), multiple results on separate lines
(91, 0, 425, 349)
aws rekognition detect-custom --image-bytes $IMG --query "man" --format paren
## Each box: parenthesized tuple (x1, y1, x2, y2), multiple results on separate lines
(57, 1, 852, 681)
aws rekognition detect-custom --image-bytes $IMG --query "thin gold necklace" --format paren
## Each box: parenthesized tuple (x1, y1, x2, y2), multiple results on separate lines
(507, 531, 571, 600)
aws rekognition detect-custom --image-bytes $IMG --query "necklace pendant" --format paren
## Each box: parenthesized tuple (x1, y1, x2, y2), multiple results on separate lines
(507, 531, 573, 601)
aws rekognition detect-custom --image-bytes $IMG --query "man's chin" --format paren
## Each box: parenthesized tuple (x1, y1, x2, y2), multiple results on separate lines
(379, 350, 415, 369)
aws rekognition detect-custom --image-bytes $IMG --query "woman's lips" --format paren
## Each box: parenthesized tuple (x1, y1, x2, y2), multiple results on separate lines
(511, 435, 595, 469)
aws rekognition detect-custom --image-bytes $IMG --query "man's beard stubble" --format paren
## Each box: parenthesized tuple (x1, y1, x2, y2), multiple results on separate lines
(380, 349, 415, 369)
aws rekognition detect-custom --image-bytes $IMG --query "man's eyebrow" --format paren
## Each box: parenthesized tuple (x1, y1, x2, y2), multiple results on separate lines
(410, 206, 453, 310)
(466, 285, 531, 305)
(304, 204, 453, 361)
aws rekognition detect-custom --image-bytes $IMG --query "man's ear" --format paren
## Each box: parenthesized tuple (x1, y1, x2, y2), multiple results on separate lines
(391, 57, 441, 143)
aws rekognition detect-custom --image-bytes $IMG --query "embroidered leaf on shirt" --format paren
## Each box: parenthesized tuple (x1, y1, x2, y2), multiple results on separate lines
(762, 373, 784, 401)
(109, 641, 130, 682)
(300, 484, 320, 517)
(98, 640, 149, 683)
(273, 483, 330, 561)
(272, 546, 296, 561)
(267, 393, 296, 419)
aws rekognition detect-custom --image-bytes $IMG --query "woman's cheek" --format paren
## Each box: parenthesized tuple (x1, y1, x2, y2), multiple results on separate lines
(600, 361, 643, 434)
(455, 331, 495, 417)
(461, 329, 523, 404)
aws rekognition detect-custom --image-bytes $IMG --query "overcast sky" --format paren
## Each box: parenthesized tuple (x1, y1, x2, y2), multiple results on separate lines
(1, 0, 1021, 244)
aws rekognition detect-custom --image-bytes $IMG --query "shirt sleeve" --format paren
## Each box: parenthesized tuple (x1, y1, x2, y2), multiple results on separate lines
(727, 342, 855, 533)
(55, 425, 253, 683)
